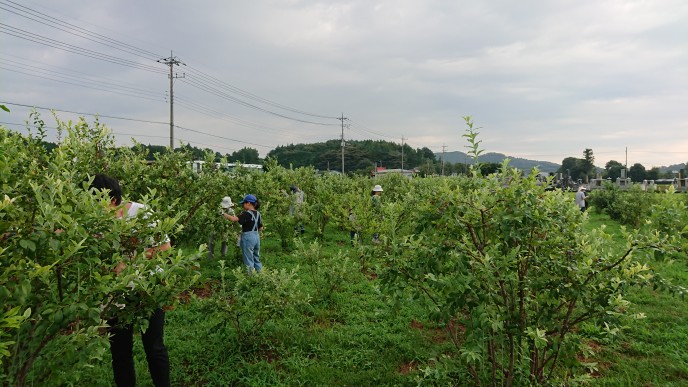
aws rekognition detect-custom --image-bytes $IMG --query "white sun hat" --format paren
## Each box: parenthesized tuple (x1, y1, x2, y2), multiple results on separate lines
(372, 184, 383, 192)
(220, 196, 234, 208)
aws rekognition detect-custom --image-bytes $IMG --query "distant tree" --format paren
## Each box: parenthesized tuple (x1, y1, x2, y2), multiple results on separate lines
(479, 162, 501, 175)
(580, 149, 595, 181)
(230, 147, 260, 163)
(453, 162, 468, 175)
(418, 160, 436, 176)
(557, 157, 585, 181)
(419, 147, 435, 162)
(646, 167, 660, 181)
(628, 163, 646, 182)
(604, 160, 625, 181)
(175, 143, 209, 160)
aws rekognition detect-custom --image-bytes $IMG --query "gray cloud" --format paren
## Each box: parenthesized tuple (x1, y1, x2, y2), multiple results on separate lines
(1, 0, 686, 166)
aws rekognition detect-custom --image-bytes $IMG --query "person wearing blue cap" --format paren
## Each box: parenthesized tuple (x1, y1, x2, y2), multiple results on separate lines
(222, 194, 264, 272)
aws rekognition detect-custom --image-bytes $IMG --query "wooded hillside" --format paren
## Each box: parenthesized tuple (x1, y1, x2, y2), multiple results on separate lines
(267, 139, 435, 173)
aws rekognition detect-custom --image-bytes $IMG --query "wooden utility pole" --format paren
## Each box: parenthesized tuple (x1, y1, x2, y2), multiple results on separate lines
(401, 136, 406, 171)
(337, 113, 347, 174)
(157, 51, 185, 149)
(441, 144, 447, 175)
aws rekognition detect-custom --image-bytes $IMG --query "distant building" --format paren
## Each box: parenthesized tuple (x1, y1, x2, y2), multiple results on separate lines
(188, 160, 263, 174)
(373, 167, 416, 178)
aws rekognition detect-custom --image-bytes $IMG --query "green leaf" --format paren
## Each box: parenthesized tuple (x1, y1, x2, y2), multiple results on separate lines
(19, 239, 36, 252)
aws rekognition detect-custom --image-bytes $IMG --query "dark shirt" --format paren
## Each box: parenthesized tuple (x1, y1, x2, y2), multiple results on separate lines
(238, 210, 263, 232)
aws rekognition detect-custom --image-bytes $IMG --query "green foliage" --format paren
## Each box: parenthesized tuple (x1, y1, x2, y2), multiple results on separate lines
(461, 115, 483, 176)
(629, 163, 647, 183)
(604, 160, 625, 180)
(648, 188, 688, 253)
(377, 124, 678, 385)
(206, 263, 310, 348)
(230, 147, 260, 164)
(268, 139, 435, 173)
(2, 112, 687, 385)
(380, 166, 669, 384)
(294, 239, 359, 303)
(0, 119, 200, 386)
(588, 183, 657, 227)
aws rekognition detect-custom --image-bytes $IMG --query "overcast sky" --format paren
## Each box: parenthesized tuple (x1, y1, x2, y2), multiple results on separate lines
(2, 0, 687, 167)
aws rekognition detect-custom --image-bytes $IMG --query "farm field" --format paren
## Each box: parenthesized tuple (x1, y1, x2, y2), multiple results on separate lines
(70, 213, 687, 386)
(2, 120, 687, 386)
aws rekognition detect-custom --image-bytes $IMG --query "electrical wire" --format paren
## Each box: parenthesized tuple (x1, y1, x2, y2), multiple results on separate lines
(0, 55, 163, 97)
(184, 65, 339, 119)
(179, 77, 338, 126)
(347, 118, 397, 140)
(174, 96, 330, 142)
(0, 64, 165, 102)
(174, 125, 271, 149)
(1, 101, 281, 149)
(0, 101, 168, 124)
(0, 23, 166, 74)
(0, 1, 162, 61)
(0, 120, 169, 140)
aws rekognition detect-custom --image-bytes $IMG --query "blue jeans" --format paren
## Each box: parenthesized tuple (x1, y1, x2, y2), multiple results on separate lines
(240, 231, 262, 272)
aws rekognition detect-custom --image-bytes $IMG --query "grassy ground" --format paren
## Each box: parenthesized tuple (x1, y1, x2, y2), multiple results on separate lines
(82, 213, 688, 386)
(580, 212, 688, 386)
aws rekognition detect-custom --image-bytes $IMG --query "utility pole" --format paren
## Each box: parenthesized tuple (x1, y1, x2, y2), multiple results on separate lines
(401, 136, 406, 171)
(337, 113, 347, 174)
(157, 51, 185, 149)
(441, 144, 447, 175)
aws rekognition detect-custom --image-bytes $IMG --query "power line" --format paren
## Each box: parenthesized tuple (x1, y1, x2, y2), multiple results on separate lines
(0, 102, 270, 150)
(347, 118, 396, 140)
(184, 65, 339, 120)
(0, 23, 166, 74)
(179, 77, 338, 126)
(0, 58, 162, 101)
(0, 120, 168, 140)
(17, 0, 169, 55)
(0, 101, 168, 124)
(174, 125, 271, 149)
(0, 1, 162, 61)
(0, 51, 161, 90)
(174, 97, 322, 142)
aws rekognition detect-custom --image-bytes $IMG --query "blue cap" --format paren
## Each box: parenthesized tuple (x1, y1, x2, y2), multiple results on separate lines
(239, 194, 257, 204)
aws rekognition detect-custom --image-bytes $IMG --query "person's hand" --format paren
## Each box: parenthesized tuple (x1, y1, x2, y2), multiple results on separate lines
(114, 261, 126, 275)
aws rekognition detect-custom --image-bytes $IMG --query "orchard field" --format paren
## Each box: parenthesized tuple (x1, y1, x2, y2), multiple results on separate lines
(2, 115, 687, 386)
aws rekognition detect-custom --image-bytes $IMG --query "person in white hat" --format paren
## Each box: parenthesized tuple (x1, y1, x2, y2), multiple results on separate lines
(575, 186, 587, 212)
(371, 185, 383, 243)
(209, 196, 235, 259)
(221, 196, 235, 214)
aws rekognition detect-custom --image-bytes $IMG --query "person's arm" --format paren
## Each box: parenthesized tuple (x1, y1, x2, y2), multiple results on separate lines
(223, 212, 239, 222)
(145, 241, 171, 259)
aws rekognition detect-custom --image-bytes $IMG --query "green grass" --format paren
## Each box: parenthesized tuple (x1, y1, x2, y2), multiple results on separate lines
(80, 218, 688, 386)
(582, 212, 688, 386)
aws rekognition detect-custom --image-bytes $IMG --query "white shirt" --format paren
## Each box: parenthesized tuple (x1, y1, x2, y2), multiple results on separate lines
(575, 191, 586, 208)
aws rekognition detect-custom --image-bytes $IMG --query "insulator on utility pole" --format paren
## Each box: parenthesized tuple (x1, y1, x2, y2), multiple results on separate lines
(157, 51, 185, 149)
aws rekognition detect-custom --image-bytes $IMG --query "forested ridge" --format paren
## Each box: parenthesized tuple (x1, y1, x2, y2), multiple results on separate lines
(267, 139, 435, 172)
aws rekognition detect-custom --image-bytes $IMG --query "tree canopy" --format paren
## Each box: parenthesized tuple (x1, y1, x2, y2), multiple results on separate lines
(267, 139, 436, 174)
